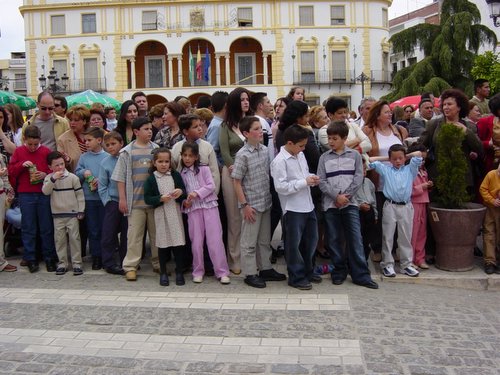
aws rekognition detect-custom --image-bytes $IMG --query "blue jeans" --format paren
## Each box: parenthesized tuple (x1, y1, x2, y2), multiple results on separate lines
(19, 193, 56, 263)
(283, 210, 318, 285)
(85, 200, 104, 258)
(101, 200, 128, 268)
(324, 205, 372, 284)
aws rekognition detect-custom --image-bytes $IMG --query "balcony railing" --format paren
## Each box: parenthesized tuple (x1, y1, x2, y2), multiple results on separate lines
(293, 70, 354, 85)
(370, 70, 391, 83)
(45, 78, 107, 94)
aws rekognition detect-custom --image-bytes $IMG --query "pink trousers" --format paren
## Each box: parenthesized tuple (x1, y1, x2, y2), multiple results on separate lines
(411, 202, 427, 266)
(187, 207, 230, 278)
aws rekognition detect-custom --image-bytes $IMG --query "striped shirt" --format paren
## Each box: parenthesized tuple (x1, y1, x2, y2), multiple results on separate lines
(131, 143, 155, 208)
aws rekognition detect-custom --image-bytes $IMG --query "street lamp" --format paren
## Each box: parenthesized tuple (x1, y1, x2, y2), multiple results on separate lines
(38, 67, 68, 93)
(291, 48, 296, 83)
(486, 0, 500, 27)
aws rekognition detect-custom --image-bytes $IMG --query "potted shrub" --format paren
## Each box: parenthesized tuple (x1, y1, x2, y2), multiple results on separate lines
(428, 123, 486, 271)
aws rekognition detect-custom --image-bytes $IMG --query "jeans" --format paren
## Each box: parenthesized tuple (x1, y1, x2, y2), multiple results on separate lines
(282, 210, 318, 285)
(19, 193, 56, 263)
(101, 200, 128, 268)
(85, 199, 104, 258)
(324, 205, 372, 284)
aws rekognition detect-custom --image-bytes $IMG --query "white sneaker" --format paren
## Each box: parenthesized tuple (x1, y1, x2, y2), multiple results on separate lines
(220, 276, 231, 284)
(382, 265, 396, 278)
(401, 265, 420, 277)
(193, 276, 203, 283)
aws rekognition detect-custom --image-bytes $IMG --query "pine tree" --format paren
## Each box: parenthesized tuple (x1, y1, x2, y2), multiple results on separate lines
(385, 0, 497, 102)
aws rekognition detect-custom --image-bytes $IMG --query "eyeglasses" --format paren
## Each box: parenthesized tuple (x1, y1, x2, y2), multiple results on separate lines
(40, 106, 55, 111)
(405, 109, 413, 113)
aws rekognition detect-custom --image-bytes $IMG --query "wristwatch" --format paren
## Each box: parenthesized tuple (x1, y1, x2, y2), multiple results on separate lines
(241, 202, 249, 207)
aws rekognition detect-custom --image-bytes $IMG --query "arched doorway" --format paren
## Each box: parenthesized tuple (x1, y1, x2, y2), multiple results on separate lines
(135, 41, 168, 89)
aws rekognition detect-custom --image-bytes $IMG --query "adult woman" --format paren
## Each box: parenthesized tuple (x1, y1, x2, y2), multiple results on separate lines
(154, 101, 186, 149)
(362, 100, 408, 262)
(467, 102, 482, 128)
(4, 103, 24, 147)
(309, 105, 329, 150)
(149, 103, 167, 141)
(116, 100, 138, 145)
(271, 97, 290, 153)
(219, 87, 250, 274)
(57, 105, 90, 172)
(0, 107, 16, 157)
(403, 105, 414, 123)
(478, 93, 500, 174)
(318, 97, 371, 155)
(89, 109, 107, 131)
(419, 89, 483, 197)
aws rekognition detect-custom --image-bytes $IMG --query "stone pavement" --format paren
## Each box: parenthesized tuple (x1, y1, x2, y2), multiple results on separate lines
(0, 256, 499, 375)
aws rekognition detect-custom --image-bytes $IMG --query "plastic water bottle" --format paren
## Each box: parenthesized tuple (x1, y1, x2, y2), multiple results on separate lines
(313, 264, 333, 275)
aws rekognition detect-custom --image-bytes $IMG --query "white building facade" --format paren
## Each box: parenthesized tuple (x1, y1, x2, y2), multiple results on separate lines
(21, 0, 394, 108)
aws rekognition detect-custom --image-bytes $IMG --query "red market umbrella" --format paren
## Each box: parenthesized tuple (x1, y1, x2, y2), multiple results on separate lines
(390, 95, 440, 110)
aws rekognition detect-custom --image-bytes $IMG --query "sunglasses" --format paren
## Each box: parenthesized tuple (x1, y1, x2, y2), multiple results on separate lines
(40, 106, 55, 111)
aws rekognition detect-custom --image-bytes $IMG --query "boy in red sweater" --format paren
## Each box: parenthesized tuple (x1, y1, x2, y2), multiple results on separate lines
(8, 125, 57, 273)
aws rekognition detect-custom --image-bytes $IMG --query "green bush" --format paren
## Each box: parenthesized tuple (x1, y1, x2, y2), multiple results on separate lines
(435, 123, 471, 208)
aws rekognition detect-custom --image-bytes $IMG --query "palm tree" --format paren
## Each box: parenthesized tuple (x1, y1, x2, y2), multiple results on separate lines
(385, 0, 497, 102)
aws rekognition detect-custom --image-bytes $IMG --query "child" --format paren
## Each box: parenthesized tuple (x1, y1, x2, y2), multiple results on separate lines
(42, 151, 85, 275)
(171, 114, 220, 194)
(8, 125, 58, 273)
(479, 164, 500, 274)
(232, 116, 286, 288)
(369, 143, 422, 278)
(112, 117, 159, 281)
(179, 142, 230, 284)
(105, 107, 118, 131)
(144, 148, 187, 286)
(98, 131, 127, 275)
(352, 159, 378, 260)
(317, 121, 378, 289)
(0, 154, 16, 272)
(75, 126, 109, 270)
(270, 125, 320, 290)
(408, 143, 433, 269)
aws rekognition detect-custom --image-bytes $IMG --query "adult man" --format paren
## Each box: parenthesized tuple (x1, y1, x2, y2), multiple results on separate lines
(132, 91, 149, 118)
(354, 97, 376, 128)
(408, 99, 434, 138)
(470, 79, 490, 116)
(206, 91, 228, 167)
(250, 92, 274, 163)
(21, 91, 70, 151)
(53, 95, 68, 118)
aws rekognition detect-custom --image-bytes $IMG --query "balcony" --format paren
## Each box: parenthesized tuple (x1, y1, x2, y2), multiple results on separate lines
(293, 70, 354, 85)
(40, 78, 107, 94)
(370, 70, 391, 84)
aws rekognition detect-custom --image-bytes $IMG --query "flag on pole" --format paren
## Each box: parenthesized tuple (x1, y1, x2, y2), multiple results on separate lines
(204, 45, 210, 82)
(188, 46, 194, 85)
(196, 45, 202, 81)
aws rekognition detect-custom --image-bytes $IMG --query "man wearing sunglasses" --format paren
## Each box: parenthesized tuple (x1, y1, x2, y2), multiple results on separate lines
(21, 91, 69, 151)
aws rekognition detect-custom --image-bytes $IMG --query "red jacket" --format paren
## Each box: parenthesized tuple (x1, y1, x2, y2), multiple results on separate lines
(476, 115, 495, 174)
(8, 144, 52, 193)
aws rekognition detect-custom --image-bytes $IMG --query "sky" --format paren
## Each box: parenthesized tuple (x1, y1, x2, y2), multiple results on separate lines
(0, 0, 434, 60)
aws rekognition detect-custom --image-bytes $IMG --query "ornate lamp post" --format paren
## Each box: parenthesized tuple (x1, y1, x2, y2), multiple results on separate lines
(38, 67, 68, 93)
(486, 0, 500, 27)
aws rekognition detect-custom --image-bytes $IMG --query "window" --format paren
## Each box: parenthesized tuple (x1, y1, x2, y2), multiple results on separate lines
(142, 11, 158, 31)
(235, 54, 255, 84)
(331, 6, 345, 25)
(82, 13, 96, 33)
(14, 74, 26, 90)
(331, 51, 346, 81)
(51, 15, 65, 35)
(382, 8, 388, 28)
(401, 60, 406, 69)
(299, 6, 314, 26)
(300, 51, 315, 83)
(382, 52, 389, 81)
(237, 8, 253, 27)
(53, 59, 68, 77)
(83, 58, 98, 91)
(145, 56, 165, 88)
(408, 57, 417, 66)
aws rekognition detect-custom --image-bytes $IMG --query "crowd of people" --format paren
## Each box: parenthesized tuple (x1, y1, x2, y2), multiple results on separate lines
(1, 80, 500, 290)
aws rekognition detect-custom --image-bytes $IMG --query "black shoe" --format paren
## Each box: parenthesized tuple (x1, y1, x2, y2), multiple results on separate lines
(160, 273, 169, 286)
(244, 274, 266, 288)
(175, 272, 185, 286)
(105, 265, 125, 275)
(485, 264, 496, 275)
(92, 257, 102, 270)
(309, 274, 322, 284)
(73, 267, 83, 276)
(288, 281, 312, 290)
(55, 267, 66, 275)
(259, 268, 286, 281)
(27, 262, 39, 273)
(46, 261, 57, 272)
(332, 278, 345, 285)
(354, 279, 379, 289)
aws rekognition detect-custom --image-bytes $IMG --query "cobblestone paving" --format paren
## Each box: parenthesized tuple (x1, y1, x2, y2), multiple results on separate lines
(0, 264, 499, 374)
